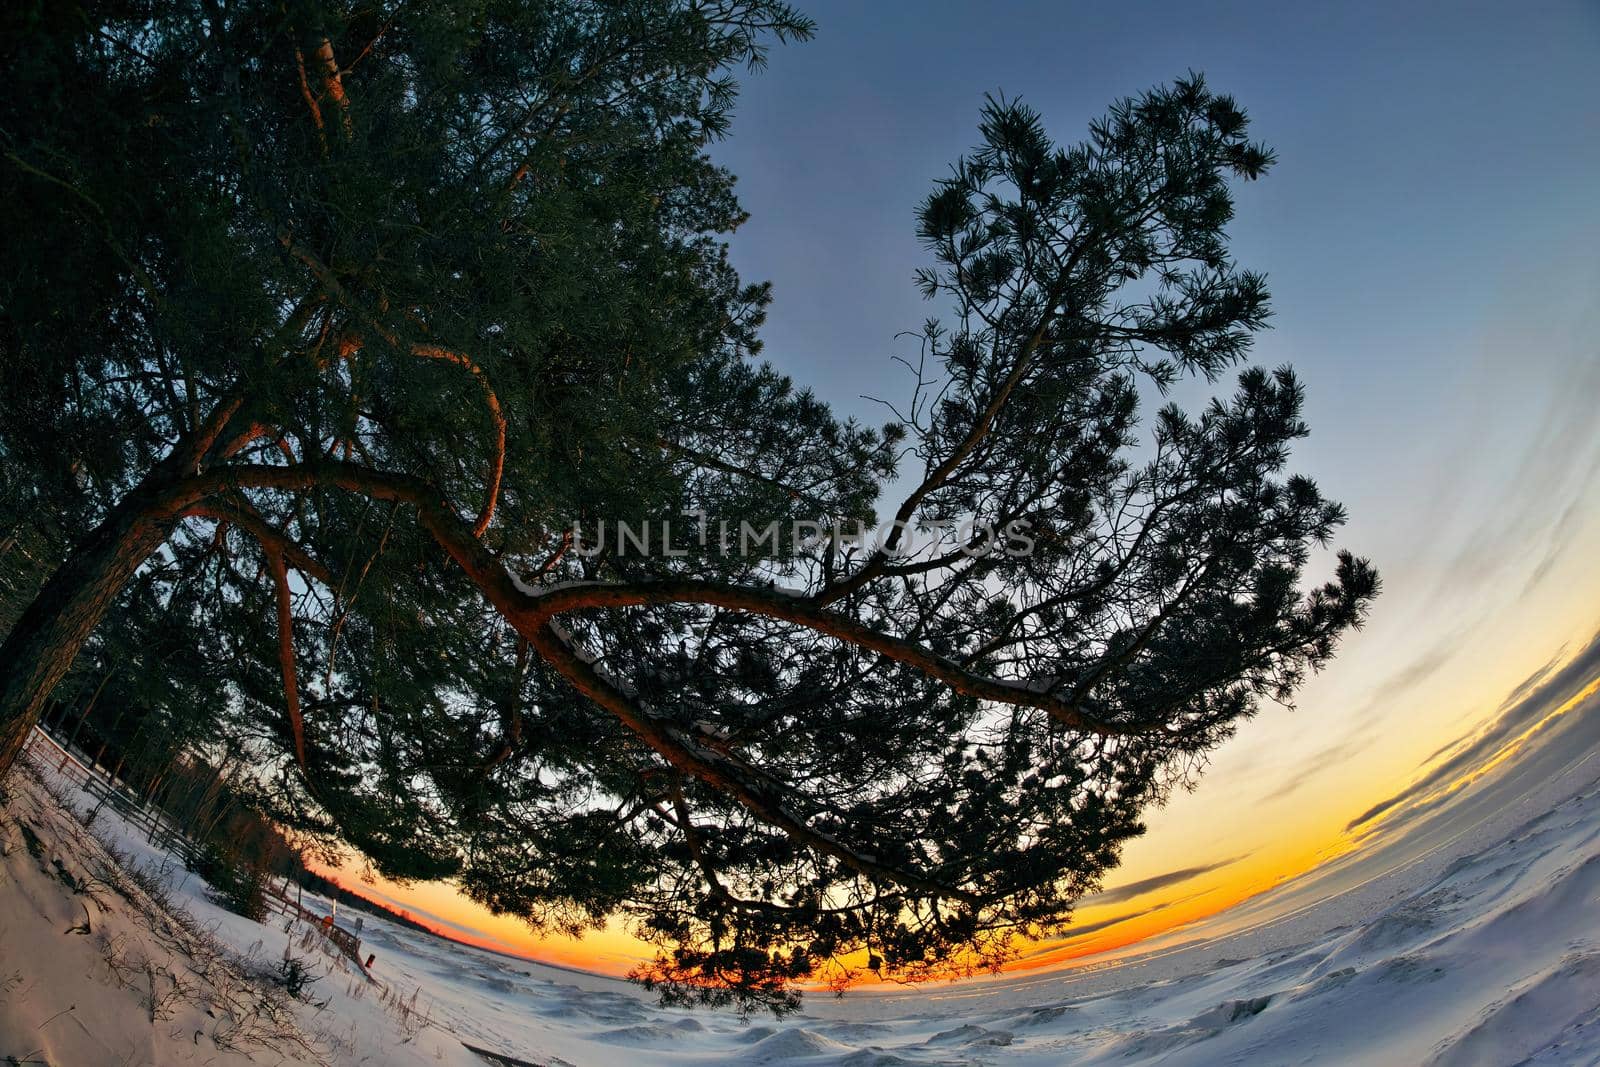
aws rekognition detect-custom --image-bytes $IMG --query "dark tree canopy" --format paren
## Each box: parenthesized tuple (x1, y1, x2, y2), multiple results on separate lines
(0, 0, 1375, 1014)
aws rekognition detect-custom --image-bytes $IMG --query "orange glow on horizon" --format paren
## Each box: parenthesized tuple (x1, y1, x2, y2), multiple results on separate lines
(306, 611, 1600, 988)
(307, 824, 1369, 984)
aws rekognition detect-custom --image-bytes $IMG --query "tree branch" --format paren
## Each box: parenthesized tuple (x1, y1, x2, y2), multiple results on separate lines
(410, 344, 506, 537)
(185, 501, 335, 586)
(528, 618, 976, 903)
(201, 462, 1127, 735)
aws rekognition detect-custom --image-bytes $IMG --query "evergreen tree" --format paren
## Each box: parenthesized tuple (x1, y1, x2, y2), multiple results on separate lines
(1, 0, 1375, 1012)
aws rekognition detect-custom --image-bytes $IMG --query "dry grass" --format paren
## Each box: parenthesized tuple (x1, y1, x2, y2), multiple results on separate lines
(6, 753, 330, 1064)
(379, 982, 437, 1043)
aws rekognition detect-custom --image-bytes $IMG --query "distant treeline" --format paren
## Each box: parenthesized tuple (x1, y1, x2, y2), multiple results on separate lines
(291, 864, 451, 941)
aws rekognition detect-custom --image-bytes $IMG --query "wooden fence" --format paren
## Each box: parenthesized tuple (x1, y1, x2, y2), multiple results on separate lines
(21, 726, 367, 968)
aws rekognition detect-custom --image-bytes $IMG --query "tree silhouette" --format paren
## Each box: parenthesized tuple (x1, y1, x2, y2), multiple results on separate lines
(0, 0, 1375, 1012)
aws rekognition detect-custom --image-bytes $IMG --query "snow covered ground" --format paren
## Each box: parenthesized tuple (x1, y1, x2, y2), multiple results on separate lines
(5, 667, 1600, 1065)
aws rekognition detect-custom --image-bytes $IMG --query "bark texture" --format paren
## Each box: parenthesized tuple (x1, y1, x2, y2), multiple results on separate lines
(0, 467, 196, 777)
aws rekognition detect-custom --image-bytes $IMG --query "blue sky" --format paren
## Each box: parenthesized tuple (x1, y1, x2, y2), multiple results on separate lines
(702, 0, 1600, 934)
(715, 1, 1599, 432)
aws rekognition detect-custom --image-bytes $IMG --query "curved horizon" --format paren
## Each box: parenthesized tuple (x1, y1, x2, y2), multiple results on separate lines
(309, 0, 1600, 988)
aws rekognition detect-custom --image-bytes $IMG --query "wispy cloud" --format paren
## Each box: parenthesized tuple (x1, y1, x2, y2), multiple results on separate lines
(1258, 731, 1378, 803)
(1345, 627, 1600, 833)
(1421, 358, 1600, 621)
(1348, 631, 1469, 728)
(1082, 855, 1248, 908)
(1020, 905, 1170, 958)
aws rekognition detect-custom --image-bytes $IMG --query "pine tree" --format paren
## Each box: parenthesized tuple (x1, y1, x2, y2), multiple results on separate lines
(1, 1, 1376, 1012)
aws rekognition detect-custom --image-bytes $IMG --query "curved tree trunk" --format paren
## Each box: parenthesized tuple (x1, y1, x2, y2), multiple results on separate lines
(0, 467, 195, 779)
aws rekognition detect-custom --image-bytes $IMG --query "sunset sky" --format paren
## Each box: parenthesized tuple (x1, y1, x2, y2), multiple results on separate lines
(324, 1, 1600, 979)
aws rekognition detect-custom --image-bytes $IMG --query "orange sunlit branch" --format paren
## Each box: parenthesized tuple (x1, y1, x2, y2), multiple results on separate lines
(411, 344, 507, 537)
(293, 47, 326, 152)
(319, 333, 507, 538)
(292, 37, 352, 151)
(313, 38, 354, 140)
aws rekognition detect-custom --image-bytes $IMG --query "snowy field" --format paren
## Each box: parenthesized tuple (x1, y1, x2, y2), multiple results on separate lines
(4, 671, 1600, 1066)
